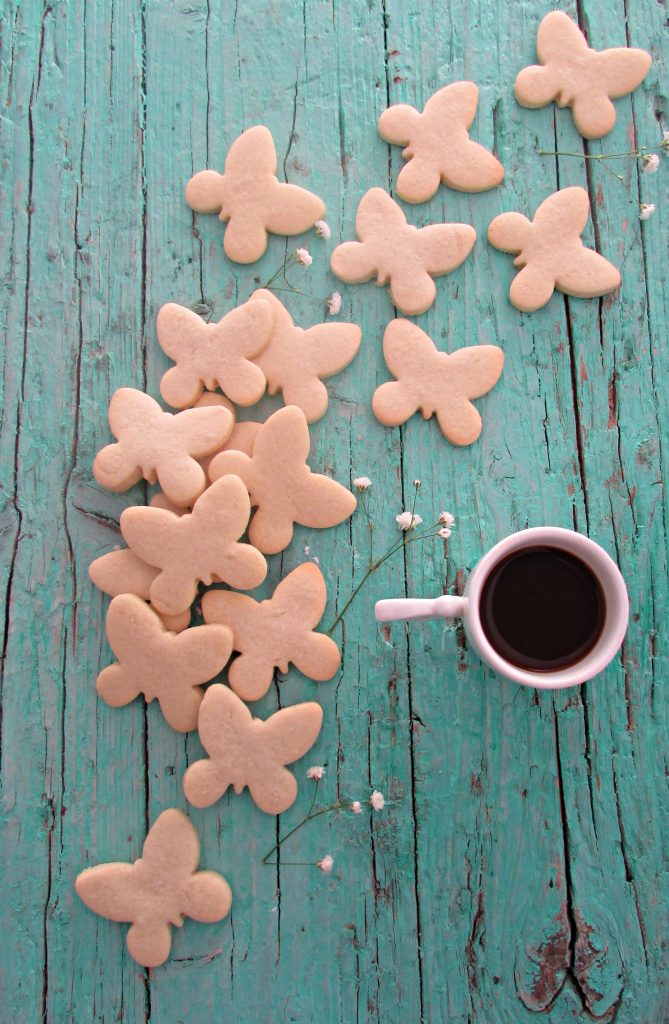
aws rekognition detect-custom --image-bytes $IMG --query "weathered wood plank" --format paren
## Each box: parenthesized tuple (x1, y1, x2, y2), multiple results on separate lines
(1, 0, 667, 1021)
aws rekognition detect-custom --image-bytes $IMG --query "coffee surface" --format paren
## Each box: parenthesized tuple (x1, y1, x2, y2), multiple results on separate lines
(479, 546, 605, 671)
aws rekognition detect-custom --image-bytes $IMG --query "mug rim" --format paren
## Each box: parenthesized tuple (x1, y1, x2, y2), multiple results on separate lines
(464, 527, 629, 689)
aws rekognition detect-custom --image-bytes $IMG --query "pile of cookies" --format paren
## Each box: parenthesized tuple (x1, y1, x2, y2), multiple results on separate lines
(75, 11, 652, 965)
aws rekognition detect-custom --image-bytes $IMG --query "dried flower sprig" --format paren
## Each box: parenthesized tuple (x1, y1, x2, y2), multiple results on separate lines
(326, 480, 455, 636)
(538, 137, 666, 218)
(261, 776, 386, 867)
(258, 222, 344, 314)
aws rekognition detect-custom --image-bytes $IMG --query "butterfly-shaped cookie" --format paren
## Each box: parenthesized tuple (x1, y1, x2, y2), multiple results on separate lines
(89, 548, 191, 633)
(248, 289, 362, 423)
(487, 186, 621, 312)
(330, 188, 476, 316)
(183, 684, 323, 814)
(97, 594, 233, 732)
(202, 563, 340, 702)
(93, 388, 233, 508)
(75, 809, 232, 967)
(372, 320, 504, 446)
(185, 125, 326, 264)
(379, 81, 504, 202)
(208, 406, 356, 554)
(120, 474, 268, 616)
(156, 298, 273, 409)
(514, 11, 651, 139)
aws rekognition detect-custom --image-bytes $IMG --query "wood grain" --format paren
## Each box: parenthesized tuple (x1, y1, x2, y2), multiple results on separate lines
(1, 0, 667, 1021)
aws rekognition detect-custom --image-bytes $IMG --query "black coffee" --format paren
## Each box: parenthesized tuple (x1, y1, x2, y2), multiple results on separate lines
(479, 546, 606, 671)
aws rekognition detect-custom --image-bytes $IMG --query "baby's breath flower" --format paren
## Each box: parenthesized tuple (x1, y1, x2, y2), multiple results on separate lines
(370, 791, 385, 811)
(640, 203, 656, 221)
(350, 801, 362, 814)
(326, 291, 342, 315)
(354, 476, 372, 491)
(313, 555, 320, 565)
(304, 545, 310, 555)
(413, 479, 421, 488)
(438, 510, 455, 528)
(438, 527, 452, 539)
(396, 511, 422, 531)
(306, 765, 325, 781)
(642, 153, 660, 173)
(661, 131, 669, 152)
(316, 854, 334, 873)
(295, 247, 313, 266)
(315, 220, 331, 239)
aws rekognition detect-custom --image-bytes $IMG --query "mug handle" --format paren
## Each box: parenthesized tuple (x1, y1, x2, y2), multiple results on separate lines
(375, 595, 467, 622)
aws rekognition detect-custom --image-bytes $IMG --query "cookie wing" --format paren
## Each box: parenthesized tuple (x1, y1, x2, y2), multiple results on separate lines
(201, 589, 257, 644)
(330, 240, 378, 284)
(142, 808, 201, 877)
(224, 125, 277, 178)
(536, 10, 588, 64)
(372, 380, 420, 426)
(190, 474, 252, 539)
(264, 181, 326, 236)
(185, 170, 226, 214)
(593, 47, 651, 99)
(183, 871, 232, 924)
(252, 405, 312, 471)
(383, 318, 440, 378)
(172, 622, 233, 683)
(223, 212, 271, 264)
(554, 246, 621, 299)
(107, 388, 161, 438)
(356, 187, 407, 237)
(570, 92, 618, 139)
(282, 323, 360, 420)
(434, 346, 504, 446)
(156, 303, 205, 363)
(89, 548, 158, 599)
(508, 264, 558, 312)
(415, 223, 476, 276)
(259, 702, 324, 765)
(272, 563, 328, 627)
(424, 81, 478, 129)
(534, 186, 591, 239)
(171, 406, 234, 457)
(120, 506, 180, 570)
(126, 920, 173, 968)
(378, 103, 421, 145)
(487, 211, 533, 254)
(75, 863, 140, 923)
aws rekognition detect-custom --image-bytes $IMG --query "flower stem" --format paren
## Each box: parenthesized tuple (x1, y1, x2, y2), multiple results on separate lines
(326, 523, 442, 636)
(261, 804, 340, 864)
(538, 144, 662, 160)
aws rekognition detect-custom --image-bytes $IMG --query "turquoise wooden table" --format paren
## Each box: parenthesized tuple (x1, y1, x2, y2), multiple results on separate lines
(1, 1, 667, 1021)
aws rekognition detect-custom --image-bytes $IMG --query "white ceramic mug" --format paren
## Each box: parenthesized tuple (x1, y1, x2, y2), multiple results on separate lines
(375, 526, 629, 689)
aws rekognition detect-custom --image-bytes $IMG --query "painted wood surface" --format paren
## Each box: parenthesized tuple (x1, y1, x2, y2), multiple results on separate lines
(1, 0, 667, 1021)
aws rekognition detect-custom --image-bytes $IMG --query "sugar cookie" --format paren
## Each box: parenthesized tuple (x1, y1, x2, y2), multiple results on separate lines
(514, 11, 651, 139)
(202, 563, 340, 702)
(248, 289, 362, 422)
(120, 474, 268, 616)
(156, 299, 272, 409)
(97, 594, 232, 732)
(183, 684, 323, 814)
(208, 406, 356, 554)
(185, 125, 326, 264)
(89, 548, 191, 633)
(372, 320, 504, 446)
(487, 186, 621, 312)
(330, 188, 475, 316)
(93, 388, 233, 508)
(379, 82, 504, 202)
(75, 808, 232, 967)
